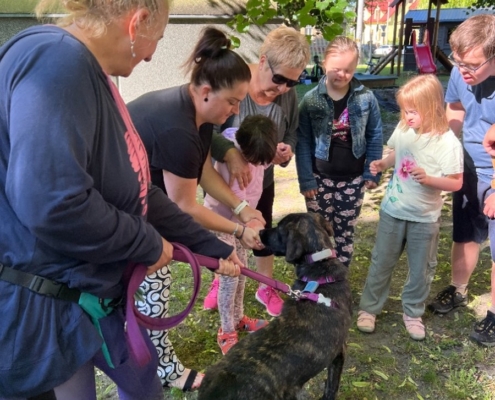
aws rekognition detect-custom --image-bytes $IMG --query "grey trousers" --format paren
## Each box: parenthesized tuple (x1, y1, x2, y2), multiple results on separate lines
(359, 210, 440, 317)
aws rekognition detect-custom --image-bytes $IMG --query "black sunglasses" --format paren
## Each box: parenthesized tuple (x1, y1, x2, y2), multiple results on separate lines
(267, 60, 300, 88)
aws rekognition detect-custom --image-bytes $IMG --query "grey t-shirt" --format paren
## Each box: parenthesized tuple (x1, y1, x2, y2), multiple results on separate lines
(212, 89, 299, 188)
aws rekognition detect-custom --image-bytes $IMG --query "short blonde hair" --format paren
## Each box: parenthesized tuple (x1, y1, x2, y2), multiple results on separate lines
(396, 74, 449, 136)
(324, 36, 359, 62)
(35, 0, 168, 37)
(449, 14, 495, 59)
(260, 26, 310, 70)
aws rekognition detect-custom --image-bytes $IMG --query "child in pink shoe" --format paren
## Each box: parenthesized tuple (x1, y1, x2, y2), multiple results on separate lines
(204, 115, 278, 354)
(357, 75, 463, 340)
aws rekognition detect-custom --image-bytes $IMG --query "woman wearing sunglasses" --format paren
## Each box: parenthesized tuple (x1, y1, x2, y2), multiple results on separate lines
(208, 26, 310, 318)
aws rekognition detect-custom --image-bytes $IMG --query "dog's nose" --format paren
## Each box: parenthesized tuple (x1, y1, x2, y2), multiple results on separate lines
(258, 229, 270, 247)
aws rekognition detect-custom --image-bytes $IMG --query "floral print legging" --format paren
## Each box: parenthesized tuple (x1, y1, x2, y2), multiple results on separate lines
(305, 173, 366, 267)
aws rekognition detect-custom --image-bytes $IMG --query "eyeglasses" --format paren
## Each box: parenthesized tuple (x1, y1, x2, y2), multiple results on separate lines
(266, 60, 299, 87)
(448, 52, 495, 73)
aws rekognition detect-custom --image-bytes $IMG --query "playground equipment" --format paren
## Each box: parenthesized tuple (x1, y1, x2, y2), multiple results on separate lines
(366, 47, 399, 75)
(411, 29, 437, 74)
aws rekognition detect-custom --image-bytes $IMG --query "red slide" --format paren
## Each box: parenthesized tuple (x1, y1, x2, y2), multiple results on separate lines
(412, 30, 437, 74)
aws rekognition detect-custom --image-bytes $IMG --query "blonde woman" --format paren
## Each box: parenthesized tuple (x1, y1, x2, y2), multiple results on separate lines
(0, 1, 241, 399)
(208, 26, 311, 317)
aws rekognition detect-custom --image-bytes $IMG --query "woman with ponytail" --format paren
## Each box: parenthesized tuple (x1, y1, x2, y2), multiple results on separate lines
(128, 27, 267, 391)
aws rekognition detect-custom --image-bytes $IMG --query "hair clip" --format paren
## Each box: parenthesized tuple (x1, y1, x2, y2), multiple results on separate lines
(220, 45, 228, 50)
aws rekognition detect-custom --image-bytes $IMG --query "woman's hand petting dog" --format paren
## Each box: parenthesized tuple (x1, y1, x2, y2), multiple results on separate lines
(238, 226, 264, 251)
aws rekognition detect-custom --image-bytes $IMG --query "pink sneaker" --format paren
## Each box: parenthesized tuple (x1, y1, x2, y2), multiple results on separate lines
(255, 286, 283, 317)
(203, 278, 219, 310)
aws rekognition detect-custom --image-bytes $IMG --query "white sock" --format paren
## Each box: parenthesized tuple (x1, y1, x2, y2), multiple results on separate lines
(451, 282, 468, 295)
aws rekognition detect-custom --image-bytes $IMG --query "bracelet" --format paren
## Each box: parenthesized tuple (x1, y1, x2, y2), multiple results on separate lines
(232, 199, 249, 215)
(232, 223, 239, 236)
(236, 225, 246, 240)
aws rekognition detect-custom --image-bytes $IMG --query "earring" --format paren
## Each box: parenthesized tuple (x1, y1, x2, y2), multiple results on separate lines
(204, 98, 208, 102)
(130, 40, 136, 58)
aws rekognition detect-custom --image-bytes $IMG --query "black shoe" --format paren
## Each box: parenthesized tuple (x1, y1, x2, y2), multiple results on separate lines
(470, 311, 495, 347)
(427, 285, 468, 314)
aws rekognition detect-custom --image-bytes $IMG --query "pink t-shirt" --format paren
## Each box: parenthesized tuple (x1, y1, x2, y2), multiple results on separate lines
(204, 128, 268, 221)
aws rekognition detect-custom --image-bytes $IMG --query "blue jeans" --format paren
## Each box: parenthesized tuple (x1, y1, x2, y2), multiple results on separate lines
(359, 210, 440, 317)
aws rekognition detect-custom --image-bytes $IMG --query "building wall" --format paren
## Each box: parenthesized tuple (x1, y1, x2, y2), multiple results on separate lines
(118, 22, 276, 102)
(0, 16, 276, 102)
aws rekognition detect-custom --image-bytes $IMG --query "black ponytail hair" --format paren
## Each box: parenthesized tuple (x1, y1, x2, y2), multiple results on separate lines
(183, 27, 251, 91)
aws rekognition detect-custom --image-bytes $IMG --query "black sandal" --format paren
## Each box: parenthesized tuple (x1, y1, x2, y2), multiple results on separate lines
(164, 368, 204, 392)
(182, 369, 199, 392)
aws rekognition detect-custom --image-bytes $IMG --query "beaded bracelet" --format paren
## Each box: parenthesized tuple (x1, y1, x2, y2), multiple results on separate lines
(237, 225, 246, 240)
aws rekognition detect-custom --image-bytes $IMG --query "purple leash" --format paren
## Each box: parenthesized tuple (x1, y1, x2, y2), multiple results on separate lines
(123, 243, 337, 366)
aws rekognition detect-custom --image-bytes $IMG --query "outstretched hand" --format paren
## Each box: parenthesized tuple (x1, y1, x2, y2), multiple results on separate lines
(239, 225, 264, 251)
(369, 160, 385, 176)
(483, 124, 495, 157)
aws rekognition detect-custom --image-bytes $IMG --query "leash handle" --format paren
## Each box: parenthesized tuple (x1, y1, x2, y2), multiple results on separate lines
(125, 242, 203, 366)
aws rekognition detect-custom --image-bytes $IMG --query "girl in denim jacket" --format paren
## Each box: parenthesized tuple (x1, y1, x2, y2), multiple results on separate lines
(296, 36, 383, 267)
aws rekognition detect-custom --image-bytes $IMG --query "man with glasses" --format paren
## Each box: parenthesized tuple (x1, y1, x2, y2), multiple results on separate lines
(427, 14, 495, 347)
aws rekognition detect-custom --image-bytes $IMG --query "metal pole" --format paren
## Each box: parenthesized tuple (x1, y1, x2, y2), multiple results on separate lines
(356, 0, 365, 56)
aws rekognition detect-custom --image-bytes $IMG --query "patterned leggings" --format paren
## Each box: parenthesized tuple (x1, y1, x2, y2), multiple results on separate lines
(217, 233, 248, 332)
(136, 265, 184, 386)
(305, 173, 365, 267)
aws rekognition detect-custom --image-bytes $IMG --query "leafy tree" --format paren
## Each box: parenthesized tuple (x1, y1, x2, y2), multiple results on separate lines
(227, 0, 356, 46)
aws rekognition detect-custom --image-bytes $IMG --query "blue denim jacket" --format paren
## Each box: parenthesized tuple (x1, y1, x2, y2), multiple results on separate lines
(296, 77, 383, 193)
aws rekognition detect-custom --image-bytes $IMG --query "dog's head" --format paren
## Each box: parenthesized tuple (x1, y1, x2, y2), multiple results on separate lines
(260, 212, 335, 264)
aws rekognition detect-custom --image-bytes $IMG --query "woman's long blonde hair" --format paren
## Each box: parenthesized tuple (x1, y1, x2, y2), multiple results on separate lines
(35, 0, 168, 37)
(396, 74, 449, 136)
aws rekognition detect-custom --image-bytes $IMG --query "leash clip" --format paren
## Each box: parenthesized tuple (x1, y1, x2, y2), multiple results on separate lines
(288, 288, 302, 300)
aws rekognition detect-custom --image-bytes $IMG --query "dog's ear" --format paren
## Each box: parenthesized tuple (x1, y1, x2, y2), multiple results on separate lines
(314, 213, 334, 237)
(285, 229, 305, 263)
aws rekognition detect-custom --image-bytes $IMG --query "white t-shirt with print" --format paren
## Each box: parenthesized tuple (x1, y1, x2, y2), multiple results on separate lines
(381, 126, 463, 223)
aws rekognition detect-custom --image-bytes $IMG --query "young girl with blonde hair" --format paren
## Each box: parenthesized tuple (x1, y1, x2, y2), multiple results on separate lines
(357, 74, 463, 340)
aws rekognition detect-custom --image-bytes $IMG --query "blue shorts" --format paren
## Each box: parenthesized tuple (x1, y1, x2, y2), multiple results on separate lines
(452, 163, 495, 260)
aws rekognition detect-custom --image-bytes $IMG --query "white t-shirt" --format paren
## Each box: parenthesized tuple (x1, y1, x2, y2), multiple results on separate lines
(381, 126, 463, 223)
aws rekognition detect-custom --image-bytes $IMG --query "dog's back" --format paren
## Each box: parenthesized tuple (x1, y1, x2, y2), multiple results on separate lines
(199, 213, 352, 400)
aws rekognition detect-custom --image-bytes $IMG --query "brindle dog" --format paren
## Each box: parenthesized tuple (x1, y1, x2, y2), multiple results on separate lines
(199, 212, 352, 400)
